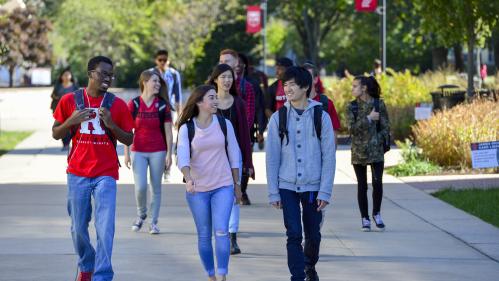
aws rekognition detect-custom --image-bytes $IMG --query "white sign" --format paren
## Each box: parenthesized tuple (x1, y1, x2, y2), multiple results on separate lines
(31, 67, 52, 85)
(470, 141, 499, 169)
(415, 103, 432, 120)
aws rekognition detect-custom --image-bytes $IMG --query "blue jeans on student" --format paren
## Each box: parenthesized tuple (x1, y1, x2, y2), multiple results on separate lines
(186, 185, 234, 277)
(131, 150, 166, 224)
(67, 173, 117, 281)
(228, 158, 243, 233)
(280, 189, 323, 281)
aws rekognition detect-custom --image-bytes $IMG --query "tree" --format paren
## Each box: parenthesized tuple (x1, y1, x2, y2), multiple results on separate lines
(276, 0, 348, 64)
(419, 0, 499, 96)
(0, 7, 51, 87)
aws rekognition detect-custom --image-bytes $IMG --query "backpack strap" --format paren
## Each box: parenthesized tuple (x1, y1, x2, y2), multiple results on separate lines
(319, 94, 329, 112)
(131, 96, 140, 120)
(313, 105, 323, 141)
(350, 100, 359, 121)
(278, 106, 289, 145)
(373, 98, 381, 132)
(215, 114, 229, 160)
(101, 92, 120, 167)
(186, 119, 195, 158)
(157, 97, 168, 145)
(74, 89, 85, 110)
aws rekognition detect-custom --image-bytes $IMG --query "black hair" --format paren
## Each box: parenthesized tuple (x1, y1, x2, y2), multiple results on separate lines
(354, 75, 381, 98)
(276, 57, 293, 68)
(156, 49, 168, 57)
(282, 66, 312, 97)
(57, 67, 76, 84)
(206, 64, 238, 97)
(238, 52, 249, 76)
(87, 56, 113, 72)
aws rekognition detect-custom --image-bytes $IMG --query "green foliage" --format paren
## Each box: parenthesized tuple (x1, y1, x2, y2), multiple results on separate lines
(386, 139, 441, 177)
(433, 188, 499, 228)
(0, 131, 32, 156)
(52, 0, 157, 87)
(267, 19, 287, 56)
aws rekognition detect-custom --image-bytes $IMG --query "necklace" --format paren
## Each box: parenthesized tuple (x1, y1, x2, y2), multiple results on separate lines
(85, 88, 107, 109)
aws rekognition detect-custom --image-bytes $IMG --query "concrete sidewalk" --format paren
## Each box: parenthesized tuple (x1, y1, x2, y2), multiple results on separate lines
(1, 89, 498, 280)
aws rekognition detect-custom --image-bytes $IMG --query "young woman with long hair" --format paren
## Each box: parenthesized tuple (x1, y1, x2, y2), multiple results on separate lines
(347, 75, 390, 232)
(206, 63, 254, 255)
(176, 85, 242, 281)
(124, 69, 173, 234)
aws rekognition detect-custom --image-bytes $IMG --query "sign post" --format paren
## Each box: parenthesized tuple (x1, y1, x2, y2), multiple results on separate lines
(355, 0, 385, 72)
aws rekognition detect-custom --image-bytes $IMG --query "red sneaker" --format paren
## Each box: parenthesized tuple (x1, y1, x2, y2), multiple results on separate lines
(77, 271, 92, 281)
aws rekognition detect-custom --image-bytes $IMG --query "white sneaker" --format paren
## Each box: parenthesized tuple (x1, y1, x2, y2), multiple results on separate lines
(361, 218, 371, 232)
(131, 217, 145, 232)
(149, 223, 160, 234)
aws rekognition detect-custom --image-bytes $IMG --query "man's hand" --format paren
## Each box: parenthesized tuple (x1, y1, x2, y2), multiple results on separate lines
(317, 199, 329, 211)
(67, 109, 93, 126)
(99, 107, 115, 129)
(271, 201, 282, 209)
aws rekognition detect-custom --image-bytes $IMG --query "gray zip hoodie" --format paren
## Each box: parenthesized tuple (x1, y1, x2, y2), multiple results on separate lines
(265, 100, 336, 204)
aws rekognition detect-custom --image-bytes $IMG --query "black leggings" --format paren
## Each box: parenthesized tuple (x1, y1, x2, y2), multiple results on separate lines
(353, 162, 384, 219)
(241, 171, 249, 194)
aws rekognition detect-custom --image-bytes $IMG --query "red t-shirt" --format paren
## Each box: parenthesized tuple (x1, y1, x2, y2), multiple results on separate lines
(313, 94, 341, 131)
(127, 96, 172, 152)
(53, 89, 134, 180)
(275, 80, 286, 111)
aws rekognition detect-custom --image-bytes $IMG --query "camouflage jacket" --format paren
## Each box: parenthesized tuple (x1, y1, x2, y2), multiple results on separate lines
(347, 98, 390, 165)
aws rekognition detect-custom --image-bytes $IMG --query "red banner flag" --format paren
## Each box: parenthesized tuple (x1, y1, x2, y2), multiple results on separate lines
(355, 0, 378, 12)
(246, 6, 262, 33)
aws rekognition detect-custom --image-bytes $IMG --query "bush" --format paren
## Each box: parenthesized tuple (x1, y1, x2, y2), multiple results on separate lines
(322, 68, 472, 140)
(412, 99, 499, 168)
(386, 139, 441, 177)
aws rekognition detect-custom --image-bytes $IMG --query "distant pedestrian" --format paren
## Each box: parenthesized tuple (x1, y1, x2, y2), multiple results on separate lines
(347, 75, 390, 232)
(154, 49, 182, 113)
(124, 69, 173, 235)
(266, 66, 336, 281)
(52, 56, 134, 281)
(176, 85, 242, 281)
(50, 67, 79, 150)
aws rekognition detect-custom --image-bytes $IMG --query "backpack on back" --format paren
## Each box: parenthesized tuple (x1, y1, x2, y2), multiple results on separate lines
(278, 105, 324, 145)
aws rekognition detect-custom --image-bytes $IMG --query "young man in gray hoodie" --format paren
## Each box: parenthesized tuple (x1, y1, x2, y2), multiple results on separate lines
(266, 66, 336, 281)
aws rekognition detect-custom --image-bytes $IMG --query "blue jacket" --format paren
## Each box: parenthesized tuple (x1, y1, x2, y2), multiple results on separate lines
(265, 100, 336, 203)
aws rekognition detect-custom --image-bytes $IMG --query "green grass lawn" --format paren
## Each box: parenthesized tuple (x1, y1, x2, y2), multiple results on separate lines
(0, 131, 32, 157)
(432, 188, 499, 228)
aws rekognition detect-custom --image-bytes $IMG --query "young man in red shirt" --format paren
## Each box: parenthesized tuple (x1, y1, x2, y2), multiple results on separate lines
(303, 62, 341, 146)
(264, 57, 294, 119)
(52, 56, 134, 281)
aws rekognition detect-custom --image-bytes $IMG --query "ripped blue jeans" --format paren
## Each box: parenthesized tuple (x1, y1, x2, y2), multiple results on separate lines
(186, 185, 234, 277)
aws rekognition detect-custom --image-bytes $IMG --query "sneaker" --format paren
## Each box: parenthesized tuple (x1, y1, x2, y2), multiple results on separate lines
(373, 213, 385, 231)
(305, 266, 319, 281)
(77, 271, 92, 281)
(149, 223, 160, 234)
(241, 193, 251, 205)
(131, 216, 145, 232)
(361, 217, 371, 232)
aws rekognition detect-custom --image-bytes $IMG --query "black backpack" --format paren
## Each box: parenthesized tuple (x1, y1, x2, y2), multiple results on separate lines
(70, 88, 120, 166)
(318, 94, 329, 112)
(130, 96, 169, 145)
(350, 99, 390, 153)
(278, 105, 324, 145)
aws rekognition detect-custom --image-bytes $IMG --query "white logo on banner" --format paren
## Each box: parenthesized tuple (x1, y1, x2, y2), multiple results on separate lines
(362, 0, 373, 8)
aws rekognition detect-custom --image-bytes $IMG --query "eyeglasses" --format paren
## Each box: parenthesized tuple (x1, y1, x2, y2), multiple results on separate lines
(90, 70, 115, 80)
(157, 58, 167, 62)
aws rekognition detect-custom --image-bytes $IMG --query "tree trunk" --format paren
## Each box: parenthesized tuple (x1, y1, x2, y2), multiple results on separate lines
(301, 13, 320, 64)
(8, 65, 14, 88)
(432, 47, 448, 70)
(466, 29, 475, 98)
(453, 44, 465, 72)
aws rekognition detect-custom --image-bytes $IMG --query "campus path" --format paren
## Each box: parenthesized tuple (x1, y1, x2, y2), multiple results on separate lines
(1, 88, 499, 281)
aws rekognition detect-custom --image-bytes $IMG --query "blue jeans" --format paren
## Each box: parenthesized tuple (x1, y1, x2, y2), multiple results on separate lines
(280, 189, 323, 281)
(186, 185, 234, 277)
(228, 158, 243, 233)
(131, 151, 166, 224)
(67, 174, 117, 281)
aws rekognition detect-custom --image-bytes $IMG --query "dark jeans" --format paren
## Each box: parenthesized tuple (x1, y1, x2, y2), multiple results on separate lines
(280, 189, 323, 281)
(353, 162, 384, 219)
